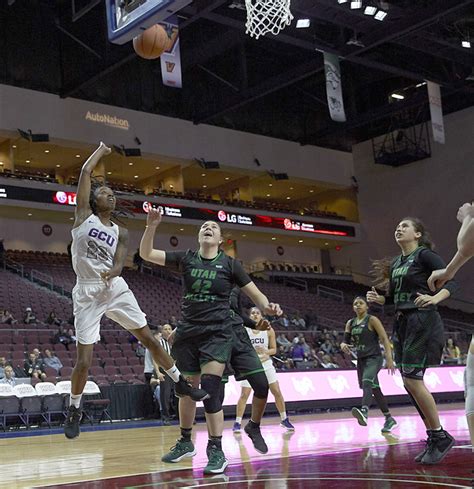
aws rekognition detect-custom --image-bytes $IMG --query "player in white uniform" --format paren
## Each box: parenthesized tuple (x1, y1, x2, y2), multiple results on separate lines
(64, 142, 208, 439)
(428, 201, 474, 451)
(234, 307, 295, 431)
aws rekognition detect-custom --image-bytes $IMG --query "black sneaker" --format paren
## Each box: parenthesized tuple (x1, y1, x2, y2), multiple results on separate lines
(351, 407, 368, 427)
(244, 421, 268, 454)
(421, 430, 455, 465)
(175, 376, 210, 402)
(414, 431, 431, 463)
(64, 405, 82, 439)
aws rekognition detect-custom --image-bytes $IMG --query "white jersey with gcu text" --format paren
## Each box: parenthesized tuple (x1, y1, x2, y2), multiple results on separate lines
(245, 327, 269, 351)
(242, 327, 277, 386)
(71, 214, 118, 280)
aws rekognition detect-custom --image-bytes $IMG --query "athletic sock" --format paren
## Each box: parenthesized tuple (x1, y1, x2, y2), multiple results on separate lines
(70, 393, 82, 408)
(166, 364, 181, 383)
(180, 427, 192, 441)
(208, 436, 222, 450)
(235, 417, 242, 424)
(280, 411, 287, 421)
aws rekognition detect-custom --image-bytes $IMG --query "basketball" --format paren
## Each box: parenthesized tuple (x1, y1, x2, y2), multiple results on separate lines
(133, 24, 170, 60)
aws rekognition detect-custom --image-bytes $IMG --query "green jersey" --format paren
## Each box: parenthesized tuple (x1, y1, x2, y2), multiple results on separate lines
(349, 314, 381, 358)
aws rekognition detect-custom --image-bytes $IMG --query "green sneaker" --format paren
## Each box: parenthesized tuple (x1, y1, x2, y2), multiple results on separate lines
(381, 416, 398, 433)
(351, 407, 368, 426)
(161, 438, 196, 463)
(203, 446, 229, 474)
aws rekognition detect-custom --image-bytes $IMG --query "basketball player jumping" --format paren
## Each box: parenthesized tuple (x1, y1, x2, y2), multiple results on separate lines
(428, 202, 474, 450)
(64, 142, 208, 440)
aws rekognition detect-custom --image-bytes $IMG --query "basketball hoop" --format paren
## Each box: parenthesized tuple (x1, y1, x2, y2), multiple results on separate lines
(245, 0, 293, 39)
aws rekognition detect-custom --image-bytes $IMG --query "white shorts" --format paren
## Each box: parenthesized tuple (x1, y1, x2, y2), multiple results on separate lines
(240, 359, 277, 388)
(72, 277, 147, 344)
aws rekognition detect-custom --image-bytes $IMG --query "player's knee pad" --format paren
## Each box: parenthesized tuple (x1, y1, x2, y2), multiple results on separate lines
(201, 374, 223, 414)
(466, 353, 474, 416)
(247, 371, 269, 399)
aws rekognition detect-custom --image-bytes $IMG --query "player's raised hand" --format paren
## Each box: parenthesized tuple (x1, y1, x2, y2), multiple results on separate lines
(98, 141, 112, 156)
(367, 286, 383, 304)
(457, 202, 474, 223)
(255, 318, 271, 331)
(340, 342, 352, 355)
(427, 268, 452, 292)
(264, 302, 282, 317)
(146, 206, 162, 227)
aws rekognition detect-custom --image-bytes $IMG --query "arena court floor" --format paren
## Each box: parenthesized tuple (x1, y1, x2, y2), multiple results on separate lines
(0, 404, 472, 489)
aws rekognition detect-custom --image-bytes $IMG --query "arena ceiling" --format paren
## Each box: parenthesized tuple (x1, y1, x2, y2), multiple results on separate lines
(1, 0, 474, 152)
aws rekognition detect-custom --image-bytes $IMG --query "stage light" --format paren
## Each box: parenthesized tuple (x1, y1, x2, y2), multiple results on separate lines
(350, 1, 362, 9)
(296, 18, 310, 28)
(374, 10, 387, 20)
(462, 40, 471, 48)
(364, 6, 376, 15)
(391, 93, 404, 100)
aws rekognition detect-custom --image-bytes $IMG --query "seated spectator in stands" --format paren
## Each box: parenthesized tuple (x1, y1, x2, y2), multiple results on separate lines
(43, 349, 63, 374)
(304, 312, 318, 330)
(320, 354, 339, 369)
(46, 310, 62, 326)
(321, 335, 335, 356)
(300, 337, 311, 357)
(52, 325, 73, 350)
(0, 309, 17, 325)
(291, 339, 307, 363)
(331, 330, 340, 343)
(291, 312, 306, 330)
(0, 365, 16, 386)
(32, 348, 43, 362)
(136, 342, 146, 358)
(0, 356, 7, 379)
(276, 313, 290, 329)
(443, 338, 461, 365)
(24, 352, 46, 380)
(275, 345, 293, 370)
(276, 333, 292, 351)
(67, 328, 77, 342)
(24, 307, 37, 324)
(309, 348, 321, 368)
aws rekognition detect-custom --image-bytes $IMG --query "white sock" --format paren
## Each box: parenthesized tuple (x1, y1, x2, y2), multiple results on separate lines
(166, 364, 181, 383)
(70, 394, 82, 408)
(280, 411, 287, 421)
(236, 417, 242, 424)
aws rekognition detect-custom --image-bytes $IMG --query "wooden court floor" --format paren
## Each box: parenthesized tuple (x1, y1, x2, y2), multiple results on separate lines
(0, 404, 472, 488)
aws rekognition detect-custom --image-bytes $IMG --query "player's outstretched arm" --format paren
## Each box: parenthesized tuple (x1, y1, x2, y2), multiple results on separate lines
(240, 281, 282, 317)
(74, 142, 111, 227)
(139, 207, 166, 266)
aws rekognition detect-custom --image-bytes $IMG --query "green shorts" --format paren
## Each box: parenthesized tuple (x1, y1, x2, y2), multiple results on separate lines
(393, 309, 444, 378)
(228, 325, 264, 381)
(171, 322, 233, 376)
(357, 355, 383, 389)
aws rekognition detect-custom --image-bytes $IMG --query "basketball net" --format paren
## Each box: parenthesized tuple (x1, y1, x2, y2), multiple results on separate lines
(245, 0, 293, 39)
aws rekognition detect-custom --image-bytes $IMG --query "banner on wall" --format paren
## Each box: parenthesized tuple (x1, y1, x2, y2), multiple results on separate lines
(427, 81, 445, 144)
(160, 16, 182, 88)
(324, 52, 346, 123)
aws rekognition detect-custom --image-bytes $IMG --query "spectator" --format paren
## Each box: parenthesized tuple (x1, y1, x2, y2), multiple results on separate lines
(276, 333, 292, 351)
(291, 339, 306, 363)
(276, 314, 290, 329)
(300, 337, 311, 357)
(24, 307, 37, 325)
(321, 335, 335, 356)
(0, 309, 17, 325)
(43, 349, 63, 374)
(293, 312, 306, 330)
(0, 356, 7, 379)
(52, 325, 73, 349)
(32, 348, 43, 362)
(443, 338, 461, 365)
(0, 365, 16, 386)
(24, 352, 46, 380)
(275, 345, 293, 370)
(320, 354, 339, 369)
(46, 310, 62, 326)
(0, 238, 4, 268)
(136, 342, 146, 358)
(67, 328, 77, 342)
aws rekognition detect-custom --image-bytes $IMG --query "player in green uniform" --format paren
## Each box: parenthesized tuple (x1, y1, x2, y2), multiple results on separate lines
(368, 217, 457, 465)
(340, 297, 396, 433)
(140, 208, 281, 474)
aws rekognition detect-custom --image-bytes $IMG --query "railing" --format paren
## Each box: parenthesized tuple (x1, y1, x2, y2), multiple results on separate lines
(316, 285, 344, 303)
(283, 277, 308, 291)
(5, 259, 24, 278)
(141, 263, 183, 285)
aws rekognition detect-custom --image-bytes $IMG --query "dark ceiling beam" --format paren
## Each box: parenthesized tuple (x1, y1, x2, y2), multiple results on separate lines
(194, 9, 466, 123)
(179, 0, 229, 29)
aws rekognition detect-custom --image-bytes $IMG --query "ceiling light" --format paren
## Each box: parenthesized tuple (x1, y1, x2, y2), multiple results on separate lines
(44, 149, 50, 153)
(179, 228, 184, 231)
(271, 237, 276, 240)
(298, 239, 303, 243)
(391, 93, 404, 100)
(201, 173, 206, 177)
(325, 242, 329, 245)
(415, 82, 427, 88)
(242, 234, 246, 237)
(286, 196, 291, 200)
(27, 213, 32, 217)
(290, 187, 294, 190)
(12, 145, 16, 148)
(107, 171, 112, 175)
(266, 194, 271, 197)
(155, 166, 160, 170)
(128, 162, 133, 166)
(225, 177, 230, 180)
(462, 40, 471, 49)
(269, 184, 273, 187)
(134, 175, 139, 179)
(364, 6, 376, 15)
(350, 1, 362, 9)
(169, 184, 174, 189)
(56, 164, 61, 168)
(69, 217, 74, 220)
(309, 190, 314, 193)
(75, 154, 81, 158)
(337, 0, 348, 3)
(296, 18, 310, 28)
(25, 159, 30, 163)
(202, 185, 207, 188)
(0, 161, 3, 166)
(374, 10, 387, 20)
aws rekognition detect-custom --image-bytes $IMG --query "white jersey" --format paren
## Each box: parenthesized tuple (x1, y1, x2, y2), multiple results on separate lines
(71, 214, 119, 281)
(245, 327, 269, 351)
